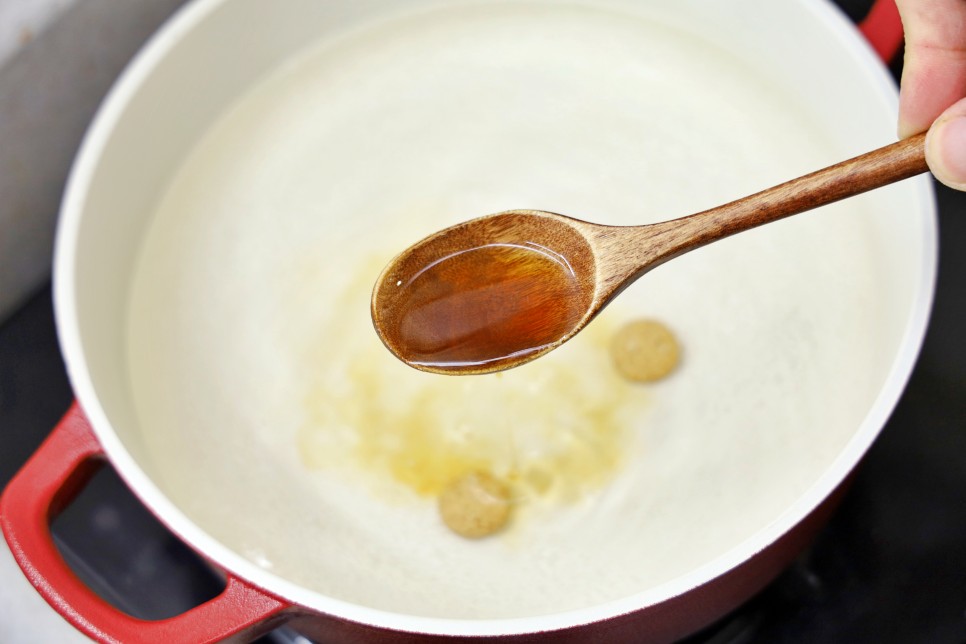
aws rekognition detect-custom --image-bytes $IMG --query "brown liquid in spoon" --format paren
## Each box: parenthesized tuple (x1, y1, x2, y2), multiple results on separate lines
(381, 241, 589, 372)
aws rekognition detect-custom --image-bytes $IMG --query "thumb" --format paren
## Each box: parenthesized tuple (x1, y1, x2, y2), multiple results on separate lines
(926, 97, 966, 190)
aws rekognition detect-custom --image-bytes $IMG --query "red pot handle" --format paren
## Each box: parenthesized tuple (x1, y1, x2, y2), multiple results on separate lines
(859, 0, 904, 63)
(0, 403, 292, 643)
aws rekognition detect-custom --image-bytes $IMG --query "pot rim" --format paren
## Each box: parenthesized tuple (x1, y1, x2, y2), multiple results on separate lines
(53, 0, 937, 636)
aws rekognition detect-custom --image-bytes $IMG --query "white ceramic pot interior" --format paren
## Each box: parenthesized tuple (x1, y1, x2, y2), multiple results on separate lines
(56, 0, 935, 635)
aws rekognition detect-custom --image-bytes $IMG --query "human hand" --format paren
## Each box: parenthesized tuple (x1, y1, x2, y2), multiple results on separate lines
(896, 0, 966, 190)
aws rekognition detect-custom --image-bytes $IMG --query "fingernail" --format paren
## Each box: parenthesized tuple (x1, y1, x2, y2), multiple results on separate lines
(928, 116, 966, 190)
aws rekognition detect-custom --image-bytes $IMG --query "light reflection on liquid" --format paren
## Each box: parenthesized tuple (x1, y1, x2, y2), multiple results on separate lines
(384, 241, 590, 371)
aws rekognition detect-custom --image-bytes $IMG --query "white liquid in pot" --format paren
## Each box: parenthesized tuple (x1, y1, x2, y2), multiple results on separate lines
(128, 3, 893, 619)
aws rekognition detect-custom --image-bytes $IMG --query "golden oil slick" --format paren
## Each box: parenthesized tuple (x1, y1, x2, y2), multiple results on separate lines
(296, 252, 650, 513)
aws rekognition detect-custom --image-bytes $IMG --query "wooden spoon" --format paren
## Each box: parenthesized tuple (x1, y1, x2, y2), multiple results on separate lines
(371, 133, 928, 375)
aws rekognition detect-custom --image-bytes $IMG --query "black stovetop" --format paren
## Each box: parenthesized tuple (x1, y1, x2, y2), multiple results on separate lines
(2, 2, 965, 642)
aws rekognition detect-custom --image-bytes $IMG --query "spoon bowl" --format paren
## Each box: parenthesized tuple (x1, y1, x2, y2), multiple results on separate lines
(372, 132, 929, 375)
(371, 210, 598, 373)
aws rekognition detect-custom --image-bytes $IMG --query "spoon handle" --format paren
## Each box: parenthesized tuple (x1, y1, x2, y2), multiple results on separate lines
(613, 132, 929, 276)
(683, 131, 927, 242)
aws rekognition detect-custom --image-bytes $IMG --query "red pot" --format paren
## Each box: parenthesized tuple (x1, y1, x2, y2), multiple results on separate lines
(2, 1, 935, 642)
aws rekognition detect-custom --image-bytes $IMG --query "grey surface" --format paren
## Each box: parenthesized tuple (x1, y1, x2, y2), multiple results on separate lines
(0, 1, 185, 639)
(0, 0, 188, 322)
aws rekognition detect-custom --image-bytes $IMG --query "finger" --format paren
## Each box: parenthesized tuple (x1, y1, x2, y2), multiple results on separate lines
(926, 96, 966, 189)
(896, 0, 966, 137)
